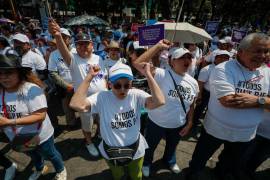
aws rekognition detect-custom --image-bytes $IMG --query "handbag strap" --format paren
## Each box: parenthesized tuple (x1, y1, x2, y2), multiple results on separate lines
(168, 71, 187, 114)
(1, 89, 42, 135)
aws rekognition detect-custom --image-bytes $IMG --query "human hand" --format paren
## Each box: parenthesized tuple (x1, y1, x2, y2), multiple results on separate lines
(157, 39, 172, 50)
(48, 19, 61, 37)
(0, 117, 13, 127)
(179, 121, 193, 137)
(225, 93, 259, 108)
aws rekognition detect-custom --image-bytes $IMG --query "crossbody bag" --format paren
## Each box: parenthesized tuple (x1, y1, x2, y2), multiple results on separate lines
(2, 89, 41, 152)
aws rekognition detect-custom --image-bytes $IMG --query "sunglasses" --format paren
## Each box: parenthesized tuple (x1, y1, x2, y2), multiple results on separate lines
(113, 83, 131, 90)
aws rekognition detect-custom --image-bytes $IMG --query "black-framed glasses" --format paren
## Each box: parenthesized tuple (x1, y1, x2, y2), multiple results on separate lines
(113, 83, 131, 90)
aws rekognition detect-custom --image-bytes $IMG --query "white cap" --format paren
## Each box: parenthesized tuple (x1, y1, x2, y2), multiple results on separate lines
(12, 33, 30, 43)
(218, 39, 226, 44)
(171, 48, 192, 60)
(60, 28, 71, 37)
(213, 50, 230, 61)
(224, 36, 234, 45)
(109, 62, 133, 83)
(168, 47, 178, 58)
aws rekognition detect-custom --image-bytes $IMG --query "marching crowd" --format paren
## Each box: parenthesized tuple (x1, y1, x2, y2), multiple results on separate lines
(0, 18, 269, 180)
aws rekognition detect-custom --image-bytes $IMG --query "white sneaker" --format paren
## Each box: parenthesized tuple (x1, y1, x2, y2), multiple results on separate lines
(142, 166, 150, 177)
(170, 164, 181, 174)
(28, 165, 48, 180)
(86, 143, 99, 157)
(55, 167, 67, 180)
(4, 163, 17, 180)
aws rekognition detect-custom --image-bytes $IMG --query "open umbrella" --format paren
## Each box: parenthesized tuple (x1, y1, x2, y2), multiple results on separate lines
(156, 22, 212, 43)
(0, 18, 15, 24)
(64, 14, 109, 27)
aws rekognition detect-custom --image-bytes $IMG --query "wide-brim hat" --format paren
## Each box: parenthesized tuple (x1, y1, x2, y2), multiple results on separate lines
(0, 54, 31, 70)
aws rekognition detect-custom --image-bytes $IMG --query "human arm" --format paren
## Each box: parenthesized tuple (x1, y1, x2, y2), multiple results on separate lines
(49, 71, 73, 91)
(219, 94, 270, 109)
(48, 19, 72, 66)
(143, 63, 165, 109)
(69, 66, 100, 112)
(0, 108, 46, 127)
(133, 40, 171, 73)
(196, 81, 204, 105)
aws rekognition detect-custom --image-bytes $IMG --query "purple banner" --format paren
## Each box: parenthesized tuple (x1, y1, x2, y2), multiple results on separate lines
(231, 29, 248, 44)
(138, 24, 164, 46)
(205, 21, 220, 36)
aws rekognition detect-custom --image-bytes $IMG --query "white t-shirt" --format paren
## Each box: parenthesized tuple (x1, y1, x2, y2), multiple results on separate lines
(22, 50, 46, 73)
(204, 59, 270, 142)
(257, 111, 270, 139)
(0, 82, 54, 144)
(198, 64, 215, 91)
(87, 89, 150, 160)
(48, 48, 76, 84)
(70, 53, 107, 95)
(148, 68, 199, 128)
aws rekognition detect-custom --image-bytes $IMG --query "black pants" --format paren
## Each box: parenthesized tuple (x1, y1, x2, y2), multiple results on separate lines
(189, 128, 253, 177)
(244, 135, 270, 172)
(0, 152, 12, 169)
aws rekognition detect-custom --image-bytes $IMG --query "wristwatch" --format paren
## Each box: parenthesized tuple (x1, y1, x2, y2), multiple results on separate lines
(257, 97, 266, 107)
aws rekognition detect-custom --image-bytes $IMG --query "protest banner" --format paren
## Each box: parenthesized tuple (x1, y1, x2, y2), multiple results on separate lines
(205, 21, 220, 36)
(138, 24, 164, 46)
(231, 29, 248, 43)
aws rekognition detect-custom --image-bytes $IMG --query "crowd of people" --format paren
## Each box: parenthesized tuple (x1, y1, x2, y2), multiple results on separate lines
(0, 17, 269, 180)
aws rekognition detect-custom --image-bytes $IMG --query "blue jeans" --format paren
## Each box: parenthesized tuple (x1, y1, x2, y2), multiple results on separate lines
(143, 119, 182, 167)
(28, 135, 64, 173)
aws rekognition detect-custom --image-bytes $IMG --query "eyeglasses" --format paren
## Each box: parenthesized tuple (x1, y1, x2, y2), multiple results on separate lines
(113, 83, 131, 90)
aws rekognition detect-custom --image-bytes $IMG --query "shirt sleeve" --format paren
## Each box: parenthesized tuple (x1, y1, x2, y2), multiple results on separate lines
(86, 92, 100, 114)
(27, 85, 47, 113)
(34, 53, 46, 70)
(210, 65, 236, 98)
(48, 51, 57, 71)
(198, 66, 210, 82)
(134, 89, 151, 109)
(154, 68, 166, 84)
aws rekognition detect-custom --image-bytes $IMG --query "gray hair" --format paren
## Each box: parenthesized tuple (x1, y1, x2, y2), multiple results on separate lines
(238, 33, 270, 50)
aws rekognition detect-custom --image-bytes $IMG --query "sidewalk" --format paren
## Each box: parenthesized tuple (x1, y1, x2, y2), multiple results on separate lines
(1, 121, 269, 180)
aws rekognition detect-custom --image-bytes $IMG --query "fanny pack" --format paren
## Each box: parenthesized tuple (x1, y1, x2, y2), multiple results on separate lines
(103, 136, 140, 166)
(2, 89, 41, 152)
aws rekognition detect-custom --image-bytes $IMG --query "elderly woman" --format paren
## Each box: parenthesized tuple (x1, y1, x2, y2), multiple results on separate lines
(70, 62, 165, 180)
(133, 40, 199, 177)
(0, 54, 66, 180)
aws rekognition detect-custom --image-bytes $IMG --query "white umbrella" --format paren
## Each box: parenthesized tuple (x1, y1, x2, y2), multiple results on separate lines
(64, 14, 109, 27)
(156, 22, 212, 43)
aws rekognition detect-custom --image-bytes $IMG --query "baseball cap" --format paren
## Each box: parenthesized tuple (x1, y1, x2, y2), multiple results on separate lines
(12, 33, 30, 43)
(213, 50, 230, 60)
(109, 62, 133, 83)
(171, 48, 192, 60)
(60, 28, 71, 37)
(75, 33, 92, 43)
(218, 39, 226, 44)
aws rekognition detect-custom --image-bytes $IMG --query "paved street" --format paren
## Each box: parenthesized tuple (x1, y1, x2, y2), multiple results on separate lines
(0, 95, 269, 180)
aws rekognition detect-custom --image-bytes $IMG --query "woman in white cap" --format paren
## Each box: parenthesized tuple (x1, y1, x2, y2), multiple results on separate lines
(70, 62, 165, 180)
(0, 54, 66, 180)
(133, 40, 199, 177)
